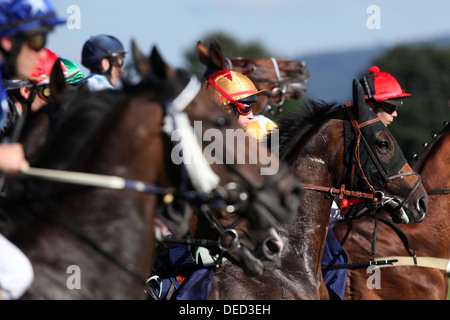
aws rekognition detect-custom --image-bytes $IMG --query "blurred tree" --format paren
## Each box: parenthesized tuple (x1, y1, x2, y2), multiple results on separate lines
(183, 32, 273, 79)
(367, 45, 450, 163)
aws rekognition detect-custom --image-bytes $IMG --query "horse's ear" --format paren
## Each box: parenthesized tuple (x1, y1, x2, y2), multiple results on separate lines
(150, 46, 176, 80)
(196, 41, 211, 66)
(49, 58, 67, 100)
(209, 38, 227, 69)
(131, 39, 151, 78)
(352, 78, 367, 122)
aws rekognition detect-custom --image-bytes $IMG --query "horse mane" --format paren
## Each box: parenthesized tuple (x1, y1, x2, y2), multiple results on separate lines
(268, 99, 341, 158)
(411, 121, 449, 173)
(0, 89, 130, 236)
(33, 89, 128, 171)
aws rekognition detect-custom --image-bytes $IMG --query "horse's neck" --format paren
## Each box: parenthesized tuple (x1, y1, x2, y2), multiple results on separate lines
(406, 134, 450, 258)
(288, 157, 335, 269)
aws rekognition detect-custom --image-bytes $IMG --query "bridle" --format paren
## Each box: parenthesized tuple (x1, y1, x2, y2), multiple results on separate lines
(225, 57, 298, 115)
(303, 103, 422, 215)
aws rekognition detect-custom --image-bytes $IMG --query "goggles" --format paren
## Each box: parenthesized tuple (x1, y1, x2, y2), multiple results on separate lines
(113, 56, 124, 67)
(37, 85, 51, 101)
(379, 98, 403, 114)
(22, 32, 48, 52)
(207, 75, 257, 117)
(234, 101, 253, 116)
(380, 103, 398, 114)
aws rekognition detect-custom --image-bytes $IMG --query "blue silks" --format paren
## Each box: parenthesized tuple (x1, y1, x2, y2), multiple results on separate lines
(321, 215, 349, 300)
(157, 268, 214, 300)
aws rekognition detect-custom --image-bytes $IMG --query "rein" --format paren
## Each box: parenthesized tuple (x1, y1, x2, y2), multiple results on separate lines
(323, 211, 450, 274)
(302, 184, 376, 202)
(427, 188, 450, 195)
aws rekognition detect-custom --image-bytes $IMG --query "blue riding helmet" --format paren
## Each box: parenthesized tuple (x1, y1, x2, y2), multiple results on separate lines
(0, 0, 64, 131)
(81, 34, 126, 69)
(0, 0, 65, 38)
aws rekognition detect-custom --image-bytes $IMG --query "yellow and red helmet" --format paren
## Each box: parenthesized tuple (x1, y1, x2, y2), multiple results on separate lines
(205, 70, 265, 115)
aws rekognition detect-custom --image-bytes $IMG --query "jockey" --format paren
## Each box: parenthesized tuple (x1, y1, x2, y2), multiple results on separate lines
(360, 66, 411, 126)
(205, 70, 265, 130)
(0, 0, 65, 299)
(4, 50, 87, 139)
(9, 48, 67, 113)
(81, 34, 126, 92)
(3, 47, 64, 138)
(321, 67, 412, 300)
(4, 48, 71, 140)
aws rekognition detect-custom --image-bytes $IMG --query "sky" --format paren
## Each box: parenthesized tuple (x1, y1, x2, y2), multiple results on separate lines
(47, 0, 450, 75)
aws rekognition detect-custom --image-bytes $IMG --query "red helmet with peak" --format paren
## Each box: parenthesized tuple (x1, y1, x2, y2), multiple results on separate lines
(359, 66, 411, 103)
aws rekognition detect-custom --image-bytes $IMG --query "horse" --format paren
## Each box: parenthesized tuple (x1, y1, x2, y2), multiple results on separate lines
(208, 79, 428, 300)
(197, 39, 310, 116)
(1, 44, 303, 299)
(332, 121, 450, 300)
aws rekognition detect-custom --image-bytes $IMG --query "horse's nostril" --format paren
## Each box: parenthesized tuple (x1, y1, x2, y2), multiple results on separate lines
(416, 197, 427, 222)
(419, 197, 427, 212)
(264, 238, 282, 254)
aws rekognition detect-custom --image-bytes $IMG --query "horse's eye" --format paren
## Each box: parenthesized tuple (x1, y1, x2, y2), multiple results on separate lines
(375, 131, 395, 163)
(377, 141, 389, 149)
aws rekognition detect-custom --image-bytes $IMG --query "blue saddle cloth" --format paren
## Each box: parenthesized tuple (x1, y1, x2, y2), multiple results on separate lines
(158, 267, 214, 300)
(321, 217, 349, 300)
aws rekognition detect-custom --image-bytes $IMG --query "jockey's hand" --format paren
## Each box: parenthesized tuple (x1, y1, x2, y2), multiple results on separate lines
(0, 143, 29, 175)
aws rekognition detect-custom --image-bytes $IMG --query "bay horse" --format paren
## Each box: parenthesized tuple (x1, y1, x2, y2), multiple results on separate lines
(332, 121, 450, 300)
(197, 39, 310, 115)
(208, 80, 428, 300)
(1, 45, 303, 299)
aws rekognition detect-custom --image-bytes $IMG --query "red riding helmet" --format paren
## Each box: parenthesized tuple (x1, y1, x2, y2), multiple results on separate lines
(360, 66, 411, 103)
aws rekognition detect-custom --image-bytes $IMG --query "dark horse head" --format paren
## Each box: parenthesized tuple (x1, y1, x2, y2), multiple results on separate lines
(131, 42, 305, 277)
(341, 79, 428, 223)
